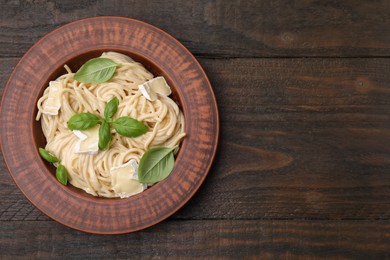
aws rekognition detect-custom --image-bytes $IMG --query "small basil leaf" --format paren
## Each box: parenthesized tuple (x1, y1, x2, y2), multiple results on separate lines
(138, 147, 176, 185)
(74, 58, 117, 83)
(112, 117, 148, 137)
(38, 148, 60, 163)
(98, 121, 111, 150)
(104, 97, 119, 120)
(56, 164, 68, 185)
(67, 112, 101, 130)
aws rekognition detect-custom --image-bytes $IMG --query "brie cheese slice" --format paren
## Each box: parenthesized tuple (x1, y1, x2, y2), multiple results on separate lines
(139, 83, 158, 101)
(110, 159, 146, 198)
(73, 125, 100, 154)
(138, 76, 172, 101)
(42, 81, 62, 115)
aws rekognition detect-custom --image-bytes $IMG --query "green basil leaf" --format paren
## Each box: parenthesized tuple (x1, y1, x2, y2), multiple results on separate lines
(138, 147, 176, 185)
(112, 116, 148, 137)
(67, 112, 101, 130)
(38, 148, 60, 163)
(98, 121, 111, 150)
(74, 58, 117, 83)
(104, 97, 119, 120)
(56, 164, 68, 185)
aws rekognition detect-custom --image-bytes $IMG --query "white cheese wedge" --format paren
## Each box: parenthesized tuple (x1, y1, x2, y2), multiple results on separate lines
(110, 159, 146, 198)
(147, 76, 172, 96)
(73, 125, 100, 154)
(42, 81, 62, 115)
(139, 83, 158, 101)
(138, 76, 172, 101)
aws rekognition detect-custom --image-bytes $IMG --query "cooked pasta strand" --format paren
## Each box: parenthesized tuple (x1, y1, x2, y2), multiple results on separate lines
(36, 52, 185, 197)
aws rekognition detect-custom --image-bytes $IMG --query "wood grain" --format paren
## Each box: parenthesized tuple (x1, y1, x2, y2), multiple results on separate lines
(1, 0, 390, 57)
(0, 58, 17, 98)
(0, 220, 389, 259)
(1, 57, 389, 221)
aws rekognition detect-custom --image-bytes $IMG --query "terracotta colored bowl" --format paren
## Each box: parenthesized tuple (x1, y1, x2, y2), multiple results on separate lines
(0, 17, 219, 234)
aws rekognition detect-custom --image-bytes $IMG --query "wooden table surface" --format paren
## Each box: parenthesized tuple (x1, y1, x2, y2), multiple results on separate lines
(1, 0, 389, 258)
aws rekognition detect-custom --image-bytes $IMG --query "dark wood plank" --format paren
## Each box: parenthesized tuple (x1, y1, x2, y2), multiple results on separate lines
(1, 57, 389, 221)
(0, 58, 18, 98)
(1, 0, 390, 57)
(180, 57, 390, 219)
(0, 220, 389, 259)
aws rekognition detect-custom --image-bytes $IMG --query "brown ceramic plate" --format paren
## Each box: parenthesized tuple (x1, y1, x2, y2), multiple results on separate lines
(0, 17, 219, 234)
